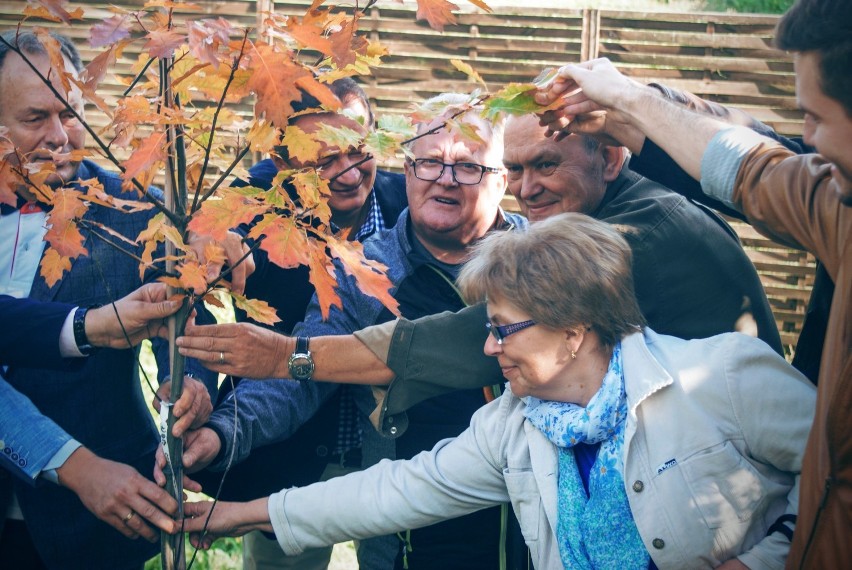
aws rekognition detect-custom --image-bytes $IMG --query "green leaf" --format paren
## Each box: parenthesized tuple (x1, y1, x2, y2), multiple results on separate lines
(377, 114, 417, 139)
(315, 123, 363, 152)
(363, 131, 399, 162)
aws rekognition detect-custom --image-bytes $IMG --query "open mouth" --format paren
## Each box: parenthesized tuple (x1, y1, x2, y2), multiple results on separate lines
(434, 196, 459, 205)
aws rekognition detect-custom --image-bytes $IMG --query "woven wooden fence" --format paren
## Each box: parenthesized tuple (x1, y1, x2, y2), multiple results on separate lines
(0, 0, 813, 348)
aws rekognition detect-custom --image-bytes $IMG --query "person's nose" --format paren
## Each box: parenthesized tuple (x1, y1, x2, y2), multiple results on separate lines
(330, 157, 362, 187)
(484, 332, 502, 356)
(41, 114, 70, 151)
(517, 170, 540, 200)
(435, 163, 458, 187)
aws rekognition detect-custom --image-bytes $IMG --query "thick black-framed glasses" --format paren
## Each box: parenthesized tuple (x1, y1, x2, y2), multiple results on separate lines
(486, 319, 537, 344)
(410, 158, 502, 185)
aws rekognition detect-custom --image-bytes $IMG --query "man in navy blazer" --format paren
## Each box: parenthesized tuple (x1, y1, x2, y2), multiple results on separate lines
(0, 31, 215, 569)
(0, 283, 180, 369)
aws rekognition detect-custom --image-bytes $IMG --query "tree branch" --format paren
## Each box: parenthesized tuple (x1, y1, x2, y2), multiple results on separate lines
(191, 31, 250, 212)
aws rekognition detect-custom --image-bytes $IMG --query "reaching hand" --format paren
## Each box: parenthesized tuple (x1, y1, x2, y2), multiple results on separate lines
(153, 375, 214, 438)
(85, 283, 182, 349)
(534, 58, 649, 151)
(176, 321, 291, 379)
(182, 498, 272, 549)
(57, 447, 180, 541)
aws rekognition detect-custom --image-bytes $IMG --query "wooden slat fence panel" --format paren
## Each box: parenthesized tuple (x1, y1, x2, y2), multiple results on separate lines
(0, 1, 811, 350)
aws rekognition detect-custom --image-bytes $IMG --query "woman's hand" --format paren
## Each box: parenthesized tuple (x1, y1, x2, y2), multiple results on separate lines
(182, 498, 272, 549)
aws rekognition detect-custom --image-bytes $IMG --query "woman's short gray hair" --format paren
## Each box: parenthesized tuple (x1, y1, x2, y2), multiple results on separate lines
(457, 213, 645, 347)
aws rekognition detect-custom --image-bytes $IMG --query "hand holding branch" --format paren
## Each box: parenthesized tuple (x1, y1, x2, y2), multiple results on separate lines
(85, 283, 182, 349)
(154, 426, 221, 488)
(56, 447, 180, 541)
(153, 375, 214, 438)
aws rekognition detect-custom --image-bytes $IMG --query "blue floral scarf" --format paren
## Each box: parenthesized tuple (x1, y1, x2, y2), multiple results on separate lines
(523, 343, 649, 569)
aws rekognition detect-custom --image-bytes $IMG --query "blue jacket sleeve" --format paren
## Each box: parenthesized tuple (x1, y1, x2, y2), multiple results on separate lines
(205, 377, 338, 471)
(0, 377, 73, 484)
(0, 296, 76, 369)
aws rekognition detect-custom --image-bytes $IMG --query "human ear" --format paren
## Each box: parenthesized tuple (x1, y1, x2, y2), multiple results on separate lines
(601, 146, 624, 182)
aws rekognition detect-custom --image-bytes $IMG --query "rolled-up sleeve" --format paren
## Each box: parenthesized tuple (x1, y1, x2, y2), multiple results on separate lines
(700, 127, 776, 211)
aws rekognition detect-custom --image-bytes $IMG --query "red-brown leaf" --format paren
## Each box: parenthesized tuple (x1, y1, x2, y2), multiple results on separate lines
(306, 240, 341, 320)
(89, 14, 132, 47)
(247, 214, 311, 269)
(144, 29, 185, 59)
(416, 0, 459, 32)
(122, 131, 167, 183)
(188, 18, 233, 67)
(44, 189, 89, 258)
(187, 191, 267, 241)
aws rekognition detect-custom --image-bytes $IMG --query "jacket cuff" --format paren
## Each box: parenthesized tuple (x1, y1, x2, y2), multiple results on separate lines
(268, 489, 304, 556)
(700, 126, 768, 210)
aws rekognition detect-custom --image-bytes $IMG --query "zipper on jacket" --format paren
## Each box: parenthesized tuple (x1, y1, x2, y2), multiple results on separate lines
(798, 476, 834, 569)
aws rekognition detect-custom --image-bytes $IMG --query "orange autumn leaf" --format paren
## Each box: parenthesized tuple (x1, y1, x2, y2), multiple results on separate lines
(416, 0, 459, 32)
(40, 247, 72, 288)
(247, 214, 311, 269)
(294, 75, 340, 112)
(307, 240, 342, 319)
(34, 28, 73, 95)
(136, 213, 168, 279)
(327, 236, 399, 316)
(187, 191, 267, 241)
(0, 135, 20, 207)
(44, 189, 89, 258)
(122, 131, 167, 182)
(231, 292, 281, 326)
(24, 1, 83, 24)
(248, 43, 314, 127)
(283, 12, 333, 59)
(80, 178, 155, 213)
(72, 41, 127, 116)
(465, 0, 493, 12)
(328, 17, 368, 68)
(177, 260, 208, 293)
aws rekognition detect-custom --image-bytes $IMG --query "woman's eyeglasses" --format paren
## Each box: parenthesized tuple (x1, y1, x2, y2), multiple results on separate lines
(486, 319, 536, 344)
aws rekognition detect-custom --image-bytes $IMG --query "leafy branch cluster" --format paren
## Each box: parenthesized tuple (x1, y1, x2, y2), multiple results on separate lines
(2, 0, 556, 324)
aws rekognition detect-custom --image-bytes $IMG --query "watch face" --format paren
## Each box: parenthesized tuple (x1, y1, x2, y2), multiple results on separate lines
(289, 354, 314, 380)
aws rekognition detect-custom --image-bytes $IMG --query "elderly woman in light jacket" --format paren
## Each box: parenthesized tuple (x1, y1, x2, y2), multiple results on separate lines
(182, 213, 814, 569)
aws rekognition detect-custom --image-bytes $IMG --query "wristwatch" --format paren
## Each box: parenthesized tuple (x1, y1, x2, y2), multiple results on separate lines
(72, 305, 99, 356)
(288, 336, 315, 381)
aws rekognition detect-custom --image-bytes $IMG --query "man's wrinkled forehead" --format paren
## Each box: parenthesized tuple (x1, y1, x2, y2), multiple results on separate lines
(413, 114, 495, 154)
